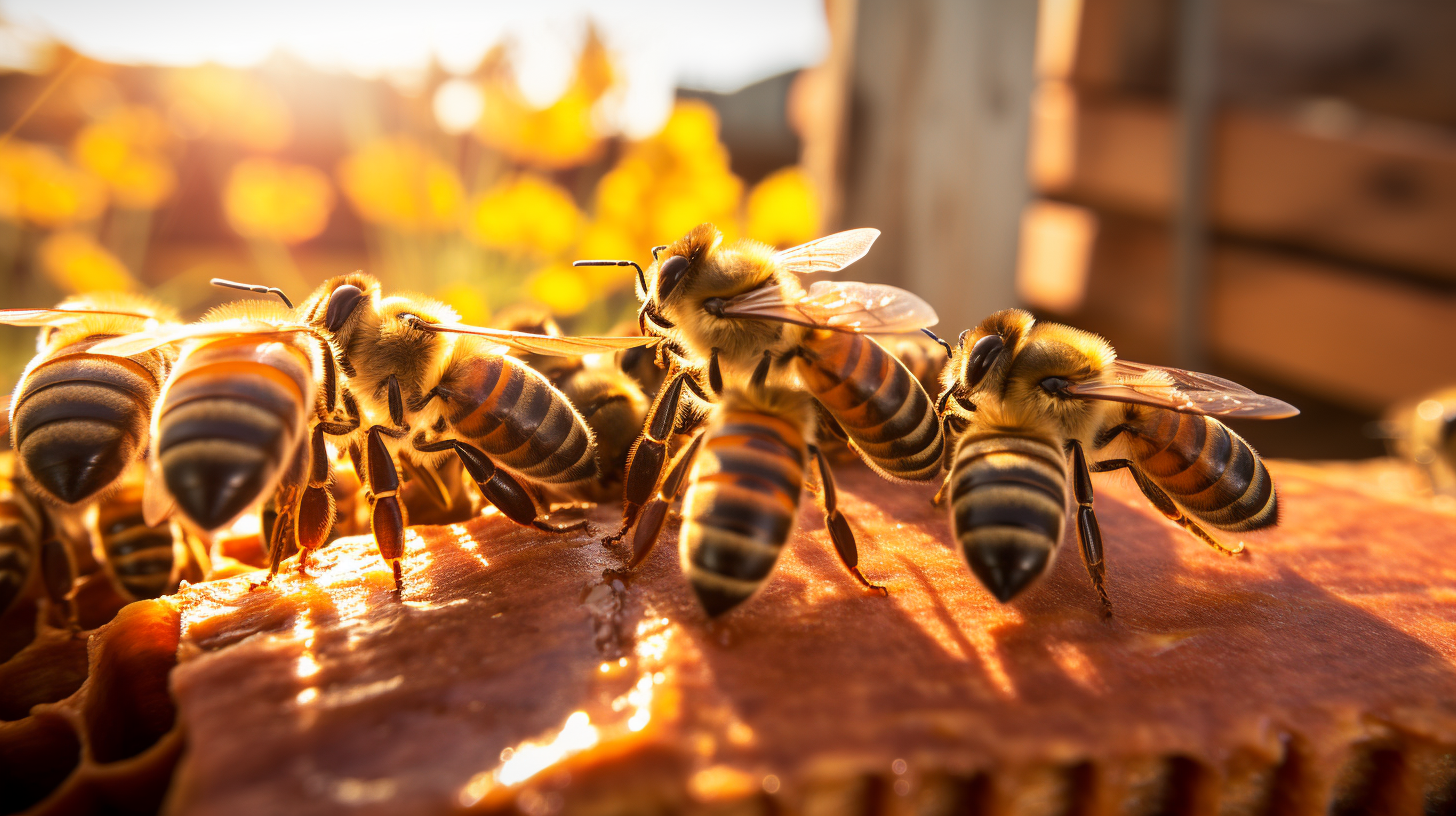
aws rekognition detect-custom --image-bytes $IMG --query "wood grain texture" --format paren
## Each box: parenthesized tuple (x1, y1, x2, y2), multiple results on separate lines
(1017, 207, 1456, 412)
(1031, 88, 1456, 281)
(143, 459, 1456, 815)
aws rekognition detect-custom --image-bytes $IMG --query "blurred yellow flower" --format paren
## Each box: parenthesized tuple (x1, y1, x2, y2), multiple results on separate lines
(0, 142, 106, 227)
(435, 282, 490, 324)
(745, 166, 820, 249)
(527, 264, 590, 316)
(466, 174, 582, 258)
(592, 100, 743, 250)
(337, 137, 463, 233)
(164, 66, 292, 150)
(38, 231, 136, 293)
(474, 30, 615, 169)
(73, 106, 176, 209)
(224, 158, 334, 244)
(573, 219, 641, 291)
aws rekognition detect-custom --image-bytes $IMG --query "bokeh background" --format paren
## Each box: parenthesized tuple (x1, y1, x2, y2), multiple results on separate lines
(0, 0, 1452, 460)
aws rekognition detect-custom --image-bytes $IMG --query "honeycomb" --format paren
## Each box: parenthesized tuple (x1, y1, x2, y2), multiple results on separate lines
(2, 459, 1455, 815)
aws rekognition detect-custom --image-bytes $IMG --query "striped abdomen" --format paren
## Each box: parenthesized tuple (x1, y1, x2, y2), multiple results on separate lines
(94, 487, 177, 601)
(797, 331, 943, 481)
(156, 337, 313, 531)
(680, 410, 806, 617)
(949, 434, 1069, 602)
(1125, 409, 1277, 531)
(0, 473, 43, 614)
(876, 333, 948, 396)
(440, 345, 596, 485)
(11, 338, 165, 505)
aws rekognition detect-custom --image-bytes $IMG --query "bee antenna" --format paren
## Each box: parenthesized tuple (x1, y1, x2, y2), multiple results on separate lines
(574, 259, 646, 293)
(211, 278, 295, 310)
(921, 328, 953, 356)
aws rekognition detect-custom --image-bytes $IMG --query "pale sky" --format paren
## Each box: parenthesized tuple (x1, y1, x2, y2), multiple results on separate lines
(0, 0, 829, 92)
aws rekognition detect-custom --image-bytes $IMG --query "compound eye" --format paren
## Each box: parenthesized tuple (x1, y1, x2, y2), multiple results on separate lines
(324, 284, 366, 333)
(655, 255, 690, 303)
(1040, 376, 1072, 396)
(963, 334, 1005, 389)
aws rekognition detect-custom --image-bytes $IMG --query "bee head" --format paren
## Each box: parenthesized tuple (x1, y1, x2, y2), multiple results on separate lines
(942, 309, 1033, 413)
(305, 273, 382, 343)
(1001, 319, 1115, 429)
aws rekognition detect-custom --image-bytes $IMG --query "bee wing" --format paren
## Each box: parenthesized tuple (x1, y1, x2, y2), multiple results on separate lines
(717, 280, 939, 333)
(142, 462, 175, 528)
(88, 321, 309, 357)
(1063, 360, 1300, 419)
(415, 321, 659, 357)
(771, 228, 880, 276)
(0, 307, 154, 327)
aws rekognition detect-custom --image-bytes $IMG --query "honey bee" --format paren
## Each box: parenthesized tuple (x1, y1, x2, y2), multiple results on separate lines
(933, 309, 1298, 613)
(875, 331, 950, 397)
(1, 294, 178, 507)
(0, 455, 44, 617)
(0, 453, 74, 624)
(1381, 388, 1456, 497)
(86, 463, 210, 602)
(493, 306, 651, 502)
(286, 274, 654, 590)
(90, 297, 344, 586)
(576, 225, 942, 615)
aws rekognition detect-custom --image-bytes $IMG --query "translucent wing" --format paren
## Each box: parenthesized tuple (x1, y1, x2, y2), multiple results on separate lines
(413, 321, 659, 356)
(1063, 360, 1299, 419)
(0, 307, 154, 327)
(717, 280, 939, 333)
(142, 462, 175, 528)
(771, 228, 880, 276)
(88, 321, 310, 357)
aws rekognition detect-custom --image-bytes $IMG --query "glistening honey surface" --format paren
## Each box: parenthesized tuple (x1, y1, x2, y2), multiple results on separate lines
(155, 460, 1456, 815)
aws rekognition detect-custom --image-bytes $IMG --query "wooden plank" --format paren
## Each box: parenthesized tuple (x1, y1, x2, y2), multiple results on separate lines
(839, 0, 1039, 332)
(1045, 0, 1456, 128)
(1018, 204, 1456, 412)
(1031, 88, 1456, 281)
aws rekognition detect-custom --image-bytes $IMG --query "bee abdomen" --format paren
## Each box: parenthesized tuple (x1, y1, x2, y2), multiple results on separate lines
(1132, 413, 1277, 532)
(950, 436, 1068, 602)
(156, 348, 311, 531)
(102, 521, 176, 600)
(799, 332, 943, 481)
(447, 356, 596, 485)
(12, 353, 158, 505)
(681, 413, 806, 617)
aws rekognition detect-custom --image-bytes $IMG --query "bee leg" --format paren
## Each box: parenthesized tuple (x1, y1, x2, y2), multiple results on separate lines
(749, 350, 773, 392)
(179, 525, 212, 583)
(295, 425, 336, 574)
(931, 473, 952, 507)
(314, 340, 341, 418)
(1069, 441, 1112, 616)
(254, 429, 314, 590)
(810, 445, 888, 596)
(385, 375, 408, 429)
(609, 371, 694, 546)
(1091, 458, 1244, 556)
(708, 348, 723, 397)
(936, 414, 967, 500)
(442, 441, 588, 534)
(362, 425, 408, 593)
(628, 430, 706, 569)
